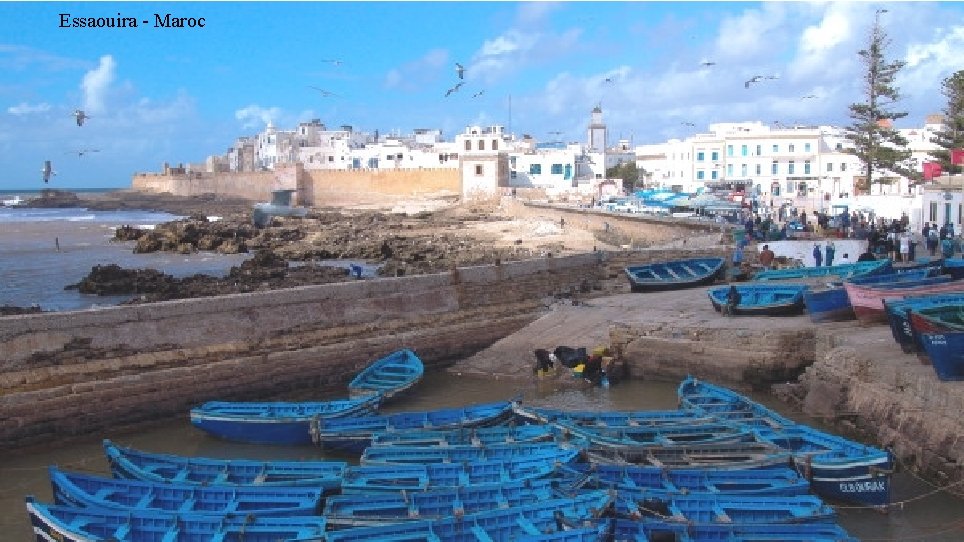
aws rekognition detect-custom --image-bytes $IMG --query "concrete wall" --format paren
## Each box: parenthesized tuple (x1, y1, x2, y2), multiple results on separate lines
(0, 253, 604, 449)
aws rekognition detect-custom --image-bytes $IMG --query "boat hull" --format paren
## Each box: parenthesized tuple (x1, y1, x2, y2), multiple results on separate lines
(707, 284, 808, 316)
(348, 348, 424, 401)
(625, 257, 725, 293)
(920, 332, 964, 381)
(804, 288, 855, 323)
(845, 278, 964, 324)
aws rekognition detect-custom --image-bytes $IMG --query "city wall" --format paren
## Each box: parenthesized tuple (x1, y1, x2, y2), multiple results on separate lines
(0, 253, 603, 449)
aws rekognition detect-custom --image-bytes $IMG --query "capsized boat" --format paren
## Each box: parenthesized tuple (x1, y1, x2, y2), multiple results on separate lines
(707, 283, 808, 316)
(624, 257, 725, 293)
(103, 439, 346, 490)
(348, 348, 425, 400)
(188, 393, 382, 445)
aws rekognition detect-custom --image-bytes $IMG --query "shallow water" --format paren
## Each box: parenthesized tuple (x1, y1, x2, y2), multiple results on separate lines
(1, 373, 961, 540)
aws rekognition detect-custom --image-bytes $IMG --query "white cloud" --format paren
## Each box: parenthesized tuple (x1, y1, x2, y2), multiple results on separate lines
(6, 102, 50, 115)
(81, 55, 116, 114)
(715, 3, 789, 60)
(384, 48, 449, 91)
(791, 5, 854, 80)
(235, 105, 283, 129)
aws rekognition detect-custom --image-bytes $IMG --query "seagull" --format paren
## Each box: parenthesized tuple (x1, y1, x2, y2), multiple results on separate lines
(700, 61, 716, 67)
(744, 76, 764, 89)
(73, 109, 89, 126)
(321, 59, 343, 66)
(455, 62, 465, 79)
(802, 94, 818, 100)
(472, 90, 484, 98)
(681, 122, 696, 127)
(308, 86, 339, 97)
(41, 160, 55, 184)
(66, 149, 100, 157)
(604, 77, 615, 84)
(445, 82, 464, 97)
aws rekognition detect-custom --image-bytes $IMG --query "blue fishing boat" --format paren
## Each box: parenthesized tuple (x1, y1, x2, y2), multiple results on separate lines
(348, 348, 425, 400)
(49, 466, 324, 516)
(360, 441, 583, 465)
(943, 257, 964, 280)
(311, 400, 514, 452)
(561, 462, 811, 497)
(323, 479, 556, 527)
(803, 287, 855, 323)
(322, 491, 614, 542)
(612, 492, 836, 524)
(883, 294, 964, 353)
(678, 377, 892, 507)
(551, 420, 754, 449)
(919, 332, 964, 381)
(610, 518, 859, 542)
(707, 283, 808, 316)
(341, 456, 563, 493)
(586, 441, 792, 470)
(188, 393, 382, 445)
(370, 423, 557, 447)
(103, 439, 346, 491)
(845, 275, 960, 324)
(25, 496, 328, 542)
(624, 257, 725, 293)
(912, 304, 964, 330)
(845, 267, 935, 285)
(512, 403, 712, 427)
(753, 258, 891, 281)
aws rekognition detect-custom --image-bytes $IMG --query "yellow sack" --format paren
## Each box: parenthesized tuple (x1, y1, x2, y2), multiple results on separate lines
(572, 363, 585, 377)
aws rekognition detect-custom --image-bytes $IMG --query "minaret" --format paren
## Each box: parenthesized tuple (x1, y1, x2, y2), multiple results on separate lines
(587, 105, 607, 153)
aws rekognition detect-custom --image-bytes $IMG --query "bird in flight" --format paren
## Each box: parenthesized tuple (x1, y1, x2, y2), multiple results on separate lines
(604, 77, 615, 84)
(66, 149, 100, 157)
(700, 60, 716, 67)
(681, 122, 696, 127)
(455, 62, 465, 79)
(41, 160, 55, 183)
(802, 94, 818, 100)
(473, 90, 484, 98)
(321, 59, 343, 66)
(308, 86, 339, 97)
(73, 109, 89, 126)
(744, 76, 763, 88)
(445, 82, 464, 97)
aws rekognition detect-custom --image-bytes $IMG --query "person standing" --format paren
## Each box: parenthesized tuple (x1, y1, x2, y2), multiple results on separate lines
(813, 243, 823, 267)
(825, 241, 835, 267)
(927, 225, 940, 257)
(759, 244, 776, 270)
(898, 231, 910, 264)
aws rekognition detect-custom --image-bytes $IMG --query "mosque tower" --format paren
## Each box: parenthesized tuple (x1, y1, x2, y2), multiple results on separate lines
(587, 105, 607, 153)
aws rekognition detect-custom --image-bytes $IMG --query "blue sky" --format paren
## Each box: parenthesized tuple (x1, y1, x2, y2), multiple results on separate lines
(2, 1, 962, 189)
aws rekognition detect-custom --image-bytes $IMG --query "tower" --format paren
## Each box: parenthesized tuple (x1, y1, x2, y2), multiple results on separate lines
(587, 105, 607, 153)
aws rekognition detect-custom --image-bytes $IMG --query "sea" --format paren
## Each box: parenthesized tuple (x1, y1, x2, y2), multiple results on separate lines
(1, 189, 962, 540)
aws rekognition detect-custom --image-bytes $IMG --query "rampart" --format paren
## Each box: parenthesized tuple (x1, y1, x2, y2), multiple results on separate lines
(0, 253, 604, 449)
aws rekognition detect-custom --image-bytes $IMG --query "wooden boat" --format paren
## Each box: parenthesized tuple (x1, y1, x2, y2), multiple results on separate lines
(611, 492, 836, 524)
(883, 294, 964, 354)
(25, 496, 328, 542)
(753, 259, 891, 281)
(512, 403, 712, 428)
(103, 439, 346, 491)
(340, 456, 564, 493)
(943, 257, 964, 280)
(49, 466, 324, 516)
(911, 304, 964, 331)
(678, 377, 893, 507)
(845, 267, 935, 285)
(370, 423, 557, 447)
(348, 348, 425, 400)
(322, 491, 614, 542)
(585, 441, 793, 470)
(707, 283, 808, 316)
(188, 393, 382, 445)
(919, 332, 964, 381)
(551, 419, 755, 449)
(311, 400, 514, 452)
(610, 518, 859, 542)
(561, 462, 811, 497)
(360, 441, 582, 465)
(323, 478, 556, 527)
(624, 257, 725, 293)
(844, 276, 963, 324)
(803, 287, 855, 323)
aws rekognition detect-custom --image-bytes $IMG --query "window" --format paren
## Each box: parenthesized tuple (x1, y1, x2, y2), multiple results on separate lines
(945, 203, 952, 225)
(712, 170, 719, 180)
(804, 160, 811, 175)
(755, 164, 761, 175)
(741, 145, 748, 157)
(492, 139, 498, 151)
(756, 145, 762, 156)
(352, 158, 361, 169)
(771, 183, 781, 197)
(551, 164, 563, 175)
(711, 151, 719, 161)
(929, 201, 938, 222)
(475, 164, 484, 176)
(697, 170, 705, 180)
(788, 161, 795, 174)
(727, 145, 734, 157)
(328, 156, 334, 162)
(697, 151, 705, 161)
(368, 158, 378, 168)
(772, 144, 779, 153)
(727, 164, 734, 176)
(741, 164, 748, 176)
(786, 181, 794, 193)
(804, 143, 811, 153)
(789, 144, 795, 153)
(396, 153, 403, 161)
(478, 140, 485, 151)
(771, 161, 778, 174)
(510, 171, 517, 179)
(827, 163, 833, 172)
(464, 140, 471, 151)
(841, 163, 847, 172)
(529, 164, 542, 175)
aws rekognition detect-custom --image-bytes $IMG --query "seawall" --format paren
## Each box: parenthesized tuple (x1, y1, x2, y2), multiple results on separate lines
(0, 253, 603, 449)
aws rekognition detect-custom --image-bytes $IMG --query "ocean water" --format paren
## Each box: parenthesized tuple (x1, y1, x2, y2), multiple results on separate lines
(0, 200, 251, 311)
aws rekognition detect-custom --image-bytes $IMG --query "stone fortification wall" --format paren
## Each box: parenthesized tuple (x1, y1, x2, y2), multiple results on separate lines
(0, 253, 603, 449)
(131, 170, 284, 202)
(300, 168, 460, 206)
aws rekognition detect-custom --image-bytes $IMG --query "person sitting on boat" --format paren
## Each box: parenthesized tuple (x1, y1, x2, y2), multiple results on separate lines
(722, 285, 741, 316)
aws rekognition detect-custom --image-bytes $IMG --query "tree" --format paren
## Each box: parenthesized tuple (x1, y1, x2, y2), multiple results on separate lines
(845, 12, 915, 193)
(606, 161, 640, 193)
(930, 70, 964, 175)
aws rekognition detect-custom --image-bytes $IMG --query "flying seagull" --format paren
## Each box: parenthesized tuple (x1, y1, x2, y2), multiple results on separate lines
(308, 86, 339, 97)
(473, 90, 484, 98)
(681, 122, 696, 127)
(604, 77, 615, 84)
(321, 59, 343, 66)
(744, 76, 763, 89)
(700, 61, 716, 67)
(41, 160, 55, 183)
(66, 149, 100, 157)
(445, 82, 464, 97)
(73, 109, 89, 126)
(802, 94, 818, 100)
(455, 62, 465, 79)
